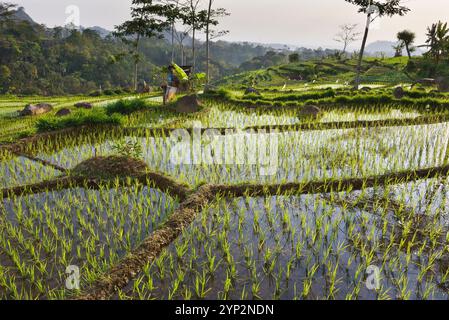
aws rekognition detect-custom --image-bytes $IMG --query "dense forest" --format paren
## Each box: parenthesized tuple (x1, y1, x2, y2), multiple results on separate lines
(0, 7, 272, 95)
(0, 5, 346, 96)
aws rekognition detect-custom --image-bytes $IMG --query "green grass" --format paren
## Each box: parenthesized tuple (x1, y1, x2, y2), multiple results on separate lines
(105, 98, 150, 115)
(216, 57, 411, 88)
(35, 110, 122, 132)
(0, 94, 161, 142)
(204, 87, 449, 112)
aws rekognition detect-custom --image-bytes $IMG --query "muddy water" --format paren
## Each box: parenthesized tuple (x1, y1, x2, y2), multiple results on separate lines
(320, 109, 421, 123)
(175, 108, 421, 129)
(125, 179, 449, 300)
(0, 156, 62, 188)
(0, 186, 178, 299)
(36, 122, 449, 185)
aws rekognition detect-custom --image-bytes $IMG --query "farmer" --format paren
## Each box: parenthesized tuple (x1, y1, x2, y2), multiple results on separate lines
(162, 64, 180, 105)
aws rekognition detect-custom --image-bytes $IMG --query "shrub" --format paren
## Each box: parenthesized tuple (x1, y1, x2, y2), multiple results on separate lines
(89, 90, 102, 97)
(103, 89, 115, 96)
(202, 88, 233, 100)
(105, 98, 148, 115)
(36, 110, 122, 132)
(111, 139, 143, 159)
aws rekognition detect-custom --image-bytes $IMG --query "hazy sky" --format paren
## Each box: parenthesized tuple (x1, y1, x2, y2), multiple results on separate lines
(12, 0, 449, 48)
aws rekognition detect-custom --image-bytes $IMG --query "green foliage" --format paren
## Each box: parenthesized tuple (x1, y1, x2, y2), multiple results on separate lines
(243, 89, 336, 102)
(397, 30, 416, 58)
(192, 72, 206, 81)
(406, 57, 449, 79)
(344, 0, 410, 17)
(111, 139, 143, 159)
(219, 58, 412, 88)
(239, 51, 288, 72)
(202, 88, 233, 100)
(105, 98, 149, 115)
(288, 53, 300, 63)
(0, 22, 148, 95)
(36, 110, 122, 132)
(0, 12, 271, 95)
(424, 21, 449, 63)
(212, 87, 449, 112)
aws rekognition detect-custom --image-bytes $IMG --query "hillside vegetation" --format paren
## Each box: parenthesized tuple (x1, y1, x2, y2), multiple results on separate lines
(0, 12, 271, 95)
(217, 57, 449, 89)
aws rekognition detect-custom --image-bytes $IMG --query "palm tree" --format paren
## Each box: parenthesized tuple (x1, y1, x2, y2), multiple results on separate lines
(424, 21, 449, 65)
(393, 42, 404, 57)
(397, 30, 415, 58)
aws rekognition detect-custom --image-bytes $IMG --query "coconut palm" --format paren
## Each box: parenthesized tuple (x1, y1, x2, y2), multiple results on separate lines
(423, 21, 449, 64)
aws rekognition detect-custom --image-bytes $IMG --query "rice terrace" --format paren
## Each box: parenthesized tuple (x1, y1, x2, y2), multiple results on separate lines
(1, 0, 449, 307)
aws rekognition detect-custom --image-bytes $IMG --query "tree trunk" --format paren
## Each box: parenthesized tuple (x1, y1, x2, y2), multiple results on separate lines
(134, 61, 138, 92)
(192, 27, 196, 72)
(355, 0, 372, 90)
(134, 34, 141, 92)
(171, 22, 175, 63)
(436, 50, 441, 65)
(181, 45, 184, 65)
(181, 44, 185, 65)
(206, 0, 213, 85)
(405, 44, 411, 59)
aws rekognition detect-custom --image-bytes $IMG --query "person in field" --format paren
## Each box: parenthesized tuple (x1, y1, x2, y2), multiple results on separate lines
(162, 65, 180, 105)
(161, 63, 189, 104)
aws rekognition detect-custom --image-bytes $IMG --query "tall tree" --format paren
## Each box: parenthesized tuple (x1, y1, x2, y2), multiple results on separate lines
(397, 30, 415, 59)
(182, 0, 204, 72)
(0, 1, 15, 17)
(334, 24, 360, 56)
(174, 27, 191, 65)
(204, 0, 229, 84)
(0, 2, 16, 29)
(159, 0, 184, 63)
(114, 0, 169, 91)
(345, 0, 410, 89)
(423, 21, 449, 65)
(205, 0, 213, 84)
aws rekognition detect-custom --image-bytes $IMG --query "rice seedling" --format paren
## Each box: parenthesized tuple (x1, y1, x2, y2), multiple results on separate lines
(0, 183, 178, 299)
(121, 175, 449, 300)
(2, 89, 449, 301)
(19, 116, 449, 188)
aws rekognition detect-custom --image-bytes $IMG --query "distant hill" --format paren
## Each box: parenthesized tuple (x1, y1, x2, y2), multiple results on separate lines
(11, 6, 36, 24)
(235, 41, 297, 51)
(84, 26, 111, 38)
(366, 40, 424, 57)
